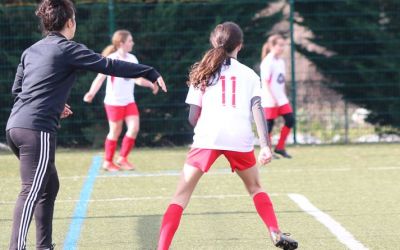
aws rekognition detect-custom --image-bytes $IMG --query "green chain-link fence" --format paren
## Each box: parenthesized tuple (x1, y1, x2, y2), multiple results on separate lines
(1, 0, 399, 147)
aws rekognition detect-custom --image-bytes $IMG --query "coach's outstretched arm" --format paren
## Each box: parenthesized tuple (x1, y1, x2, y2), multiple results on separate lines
(64, 41, 167, 92)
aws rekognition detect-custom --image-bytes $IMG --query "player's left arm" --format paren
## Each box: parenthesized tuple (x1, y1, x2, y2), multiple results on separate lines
(251, 96, 271, 148)
(251, 95, 272, 165)
(188, 104, 201, 127)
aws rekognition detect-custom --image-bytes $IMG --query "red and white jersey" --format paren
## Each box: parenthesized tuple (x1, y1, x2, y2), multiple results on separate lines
(185, 58, 261, 152)
(104, 52, 139, 106)
(260, 53, 289, 107)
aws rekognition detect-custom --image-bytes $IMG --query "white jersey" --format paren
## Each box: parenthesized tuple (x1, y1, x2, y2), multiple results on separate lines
(185, 58, 261, 152)
(260, 53, 289, 107)
(104, 52, 139, 106)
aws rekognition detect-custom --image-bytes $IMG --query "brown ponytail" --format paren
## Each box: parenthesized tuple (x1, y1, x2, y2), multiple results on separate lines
(261, 34, 284, 60)
(188, 22, 243, 89)
(102, 45, 117, 57)
(102, 29, 132, 57)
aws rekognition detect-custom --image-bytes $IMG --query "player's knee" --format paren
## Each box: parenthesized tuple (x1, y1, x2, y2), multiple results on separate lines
(284, 115, 295, 128)
(108, 128, 122, 139)
(127, 126, 139, 137)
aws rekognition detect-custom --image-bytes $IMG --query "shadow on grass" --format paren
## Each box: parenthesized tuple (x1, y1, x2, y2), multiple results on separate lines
(136, 214, 162, 249)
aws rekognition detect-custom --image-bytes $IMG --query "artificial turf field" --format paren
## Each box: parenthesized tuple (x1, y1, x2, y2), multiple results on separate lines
(1, 144, 399, 250)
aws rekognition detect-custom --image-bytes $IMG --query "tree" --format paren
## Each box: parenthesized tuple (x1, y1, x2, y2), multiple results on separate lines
(294, 0, 400, 130)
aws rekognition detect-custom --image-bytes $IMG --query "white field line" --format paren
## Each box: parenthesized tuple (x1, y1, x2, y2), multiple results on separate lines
(3, 166, 400, 181)
(288, 193, 369, 250)
(367, 166, 400, 171)
(0, 193, 279, 205)
(57, 167, 354, 180)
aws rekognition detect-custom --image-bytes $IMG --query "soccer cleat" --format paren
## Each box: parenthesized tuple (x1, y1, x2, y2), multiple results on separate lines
(102, 161, 121, 172)
(274, 149, 292, 159)
(117, 157, 135, 171)
(270, 231, 298, 250)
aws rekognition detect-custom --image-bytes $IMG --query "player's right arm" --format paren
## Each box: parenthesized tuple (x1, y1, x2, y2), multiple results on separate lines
(188, 104, 201, 127)
(185, 85, 203, 127)
(83, 74, 107, 103)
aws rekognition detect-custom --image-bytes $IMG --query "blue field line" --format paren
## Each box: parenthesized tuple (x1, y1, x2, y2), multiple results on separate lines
(63, 155, 102, 250)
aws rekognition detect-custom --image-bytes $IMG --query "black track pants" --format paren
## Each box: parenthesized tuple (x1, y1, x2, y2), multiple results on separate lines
(6, 128, 59, 250)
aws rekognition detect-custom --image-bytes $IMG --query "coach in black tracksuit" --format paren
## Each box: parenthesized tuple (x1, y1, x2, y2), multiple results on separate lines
(5, 1, 167, 249)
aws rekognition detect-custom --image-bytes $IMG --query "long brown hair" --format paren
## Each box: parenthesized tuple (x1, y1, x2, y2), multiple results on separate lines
(102, 30, 132, 57)
(188, 22, 243, 89)
(261, 34, 283, 60)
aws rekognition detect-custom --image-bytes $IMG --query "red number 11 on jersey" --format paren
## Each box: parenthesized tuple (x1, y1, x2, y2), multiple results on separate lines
(220, 75, 236, 107)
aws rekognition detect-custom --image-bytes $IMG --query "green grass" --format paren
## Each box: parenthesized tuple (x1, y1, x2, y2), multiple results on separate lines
(1, 144, 400, 249)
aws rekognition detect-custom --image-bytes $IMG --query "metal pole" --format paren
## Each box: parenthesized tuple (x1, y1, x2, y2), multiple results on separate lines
(289, 0, 297, 144)
(108, 0, 115, 39)
(344, 100, 349, 143)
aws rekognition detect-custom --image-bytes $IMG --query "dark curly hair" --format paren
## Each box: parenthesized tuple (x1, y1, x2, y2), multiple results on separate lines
(35, 0, 75, 34)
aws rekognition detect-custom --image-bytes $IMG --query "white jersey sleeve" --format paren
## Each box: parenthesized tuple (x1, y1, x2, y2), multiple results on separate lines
(185, 85, 203, 107)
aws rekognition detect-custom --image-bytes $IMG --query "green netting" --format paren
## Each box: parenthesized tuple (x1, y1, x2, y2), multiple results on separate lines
(0, 0, 399, 147)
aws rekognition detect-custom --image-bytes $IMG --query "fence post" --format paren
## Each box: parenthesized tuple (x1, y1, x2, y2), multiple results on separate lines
(108, 0, 115, 39)
(289, 0, 297, 144)
(344, 100, 349, 143)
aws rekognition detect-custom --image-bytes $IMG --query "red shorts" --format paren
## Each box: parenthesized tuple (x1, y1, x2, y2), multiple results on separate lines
(104, 102, 139, 122)
(264, 103, 292, 120)
(185, 148, 257, 173)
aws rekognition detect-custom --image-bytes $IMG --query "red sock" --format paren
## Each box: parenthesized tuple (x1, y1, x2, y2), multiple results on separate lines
(158, 204, 183, 250)
(104, 138, 117, 162)
(253, 192, 279, 232)
(276, 126, 291, 150)
(120, 135, 135, 158)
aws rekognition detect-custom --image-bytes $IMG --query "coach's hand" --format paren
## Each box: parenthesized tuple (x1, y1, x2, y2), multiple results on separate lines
(60, 104, 73, 119)
(258, 147, 272, 165)
(156, 76, 167, 92)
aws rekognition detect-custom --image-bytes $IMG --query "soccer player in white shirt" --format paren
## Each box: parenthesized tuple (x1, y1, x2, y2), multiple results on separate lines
(157, 22, 298, 250)
(84, 30, 160, 171)
(260, 34, 295, 159)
